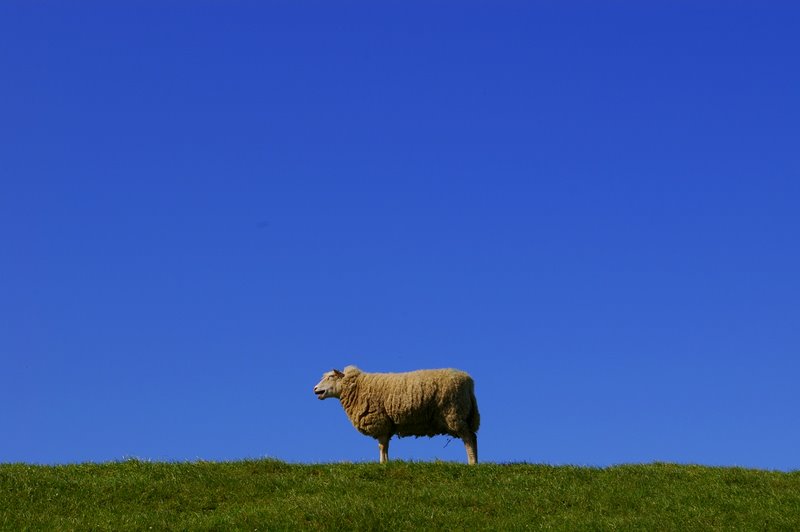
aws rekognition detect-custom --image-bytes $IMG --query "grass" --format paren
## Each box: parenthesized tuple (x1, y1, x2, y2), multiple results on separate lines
(1, 460, 799, 530)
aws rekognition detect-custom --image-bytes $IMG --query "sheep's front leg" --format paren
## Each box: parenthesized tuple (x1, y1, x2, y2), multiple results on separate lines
(378, 435, 390, 464)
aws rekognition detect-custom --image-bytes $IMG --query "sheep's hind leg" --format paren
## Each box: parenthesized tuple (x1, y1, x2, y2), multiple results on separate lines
(378, 435, 390, 464)
(461, 431, 478, 465)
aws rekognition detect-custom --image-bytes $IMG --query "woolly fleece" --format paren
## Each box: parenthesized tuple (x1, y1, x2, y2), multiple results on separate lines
(339, 366, 480, 441)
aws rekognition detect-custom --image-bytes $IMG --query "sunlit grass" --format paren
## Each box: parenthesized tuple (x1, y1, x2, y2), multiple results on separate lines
(1, 460, 798, 529)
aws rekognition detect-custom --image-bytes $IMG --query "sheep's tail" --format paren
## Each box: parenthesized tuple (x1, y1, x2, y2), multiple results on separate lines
(467, 381, 480, 433)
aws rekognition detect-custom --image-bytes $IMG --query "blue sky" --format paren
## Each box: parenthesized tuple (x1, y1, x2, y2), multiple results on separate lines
(2, 3, 798, 470)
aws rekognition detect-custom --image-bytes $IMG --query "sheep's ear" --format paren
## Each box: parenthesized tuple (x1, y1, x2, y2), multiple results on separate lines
(333, 369, 344, 378)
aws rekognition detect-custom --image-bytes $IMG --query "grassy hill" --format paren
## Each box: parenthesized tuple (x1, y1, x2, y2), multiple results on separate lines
(1, 460, 798, 530)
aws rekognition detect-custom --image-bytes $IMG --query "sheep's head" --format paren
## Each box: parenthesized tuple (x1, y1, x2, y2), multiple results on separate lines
(313, 369, 344, 400)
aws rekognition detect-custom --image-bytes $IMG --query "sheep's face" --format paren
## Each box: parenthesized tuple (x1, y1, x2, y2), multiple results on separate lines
(314, 369, 344, 400)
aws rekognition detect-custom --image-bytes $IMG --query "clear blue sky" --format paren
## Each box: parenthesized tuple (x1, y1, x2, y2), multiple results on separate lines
(2, 3, 798, 470)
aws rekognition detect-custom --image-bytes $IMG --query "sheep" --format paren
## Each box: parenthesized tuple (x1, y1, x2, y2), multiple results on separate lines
(313, 365, 480, 464)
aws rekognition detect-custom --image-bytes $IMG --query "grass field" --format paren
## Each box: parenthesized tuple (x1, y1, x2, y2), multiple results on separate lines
(1, 459, 798, 530)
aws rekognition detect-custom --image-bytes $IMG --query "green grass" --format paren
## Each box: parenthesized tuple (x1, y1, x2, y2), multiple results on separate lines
(1, 460, 798, 530)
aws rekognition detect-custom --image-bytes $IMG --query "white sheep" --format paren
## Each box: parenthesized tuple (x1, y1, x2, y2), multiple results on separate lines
(313, 365, 480, 464)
